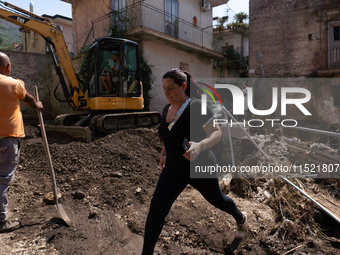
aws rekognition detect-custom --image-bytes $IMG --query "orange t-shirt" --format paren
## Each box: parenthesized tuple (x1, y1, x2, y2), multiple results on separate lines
(0, 74, 27, 138)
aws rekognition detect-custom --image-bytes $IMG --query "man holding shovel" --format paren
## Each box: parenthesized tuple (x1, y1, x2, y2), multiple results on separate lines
(0, 52, 43, 232)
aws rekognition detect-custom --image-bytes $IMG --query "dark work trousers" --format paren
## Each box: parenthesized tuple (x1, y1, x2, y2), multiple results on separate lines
(141, 166, 244, 255)
(0, 138, 20, 222)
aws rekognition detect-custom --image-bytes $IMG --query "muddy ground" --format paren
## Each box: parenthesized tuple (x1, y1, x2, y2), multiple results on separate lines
(0, 123, 340, 255)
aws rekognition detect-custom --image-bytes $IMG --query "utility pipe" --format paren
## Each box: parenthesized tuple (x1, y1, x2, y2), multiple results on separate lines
(282, 176, 340, 225)
(276, 124, 340, 138)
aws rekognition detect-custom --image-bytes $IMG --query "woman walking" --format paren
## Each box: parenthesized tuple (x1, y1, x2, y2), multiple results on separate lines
(142, 68, 248, 254)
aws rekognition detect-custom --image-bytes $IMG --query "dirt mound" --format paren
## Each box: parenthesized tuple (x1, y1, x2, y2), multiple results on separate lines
(1, 124, 340, 254)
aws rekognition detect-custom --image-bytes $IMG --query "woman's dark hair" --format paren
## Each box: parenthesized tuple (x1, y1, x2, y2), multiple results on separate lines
(162, 68, 201, 98)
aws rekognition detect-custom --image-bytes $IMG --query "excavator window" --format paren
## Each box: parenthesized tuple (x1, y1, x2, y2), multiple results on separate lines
(87, 46, 96, 95)
(125, 44, 140, 97)
(86, 39, 141, 98)
(99, 42, 120, 95)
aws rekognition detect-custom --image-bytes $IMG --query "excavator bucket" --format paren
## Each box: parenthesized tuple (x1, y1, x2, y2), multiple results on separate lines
(45, 125, 92, 142)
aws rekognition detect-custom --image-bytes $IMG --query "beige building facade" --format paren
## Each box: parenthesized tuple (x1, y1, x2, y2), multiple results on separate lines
(20, 14, 73, 55)
(62, 0, 225, 112)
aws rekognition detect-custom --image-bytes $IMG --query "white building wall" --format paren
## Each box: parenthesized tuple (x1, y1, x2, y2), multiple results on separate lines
(142, 40, 213, 112)
(55, 21, 73, 54)
(243, 36, 249, 57)
(142, 0, 214, 49)
(214, 32, 241, 53)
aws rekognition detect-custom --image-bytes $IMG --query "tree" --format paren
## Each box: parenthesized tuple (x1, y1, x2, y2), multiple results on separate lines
(0, 36, 3, 45)
(217, 15, 228, 29)
(234, 12, 249, 24)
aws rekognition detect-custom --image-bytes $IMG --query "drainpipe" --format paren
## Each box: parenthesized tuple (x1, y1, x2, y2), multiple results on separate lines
(319, 20, 322, 53)
(29, 2, 34, 51)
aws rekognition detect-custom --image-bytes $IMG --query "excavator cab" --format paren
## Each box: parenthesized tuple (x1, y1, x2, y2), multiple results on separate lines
(86, 38, 142, 107)
(87, 38, 140, 96)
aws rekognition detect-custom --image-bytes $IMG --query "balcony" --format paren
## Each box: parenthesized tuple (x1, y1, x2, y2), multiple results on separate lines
(316, 48, 340, 76)
(113, 2, 221, 58)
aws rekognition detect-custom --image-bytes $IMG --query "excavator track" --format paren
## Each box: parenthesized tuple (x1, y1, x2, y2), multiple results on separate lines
(90, 111, 161, 132)
(45, 111, 161, 142)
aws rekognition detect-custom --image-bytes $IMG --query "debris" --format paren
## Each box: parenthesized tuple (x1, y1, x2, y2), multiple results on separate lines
(282, 244, 304, 255)
(219, 174, 232, 193)
(43, 192, 62, 205)
(71, 191, 86, 200)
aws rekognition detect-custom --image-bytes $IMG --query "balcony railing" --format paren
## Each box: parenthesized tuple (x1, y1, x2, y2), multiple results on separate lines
(126, 2, 214, 49)
(316, 48, 340, 71)
(88, 2, 214, 50)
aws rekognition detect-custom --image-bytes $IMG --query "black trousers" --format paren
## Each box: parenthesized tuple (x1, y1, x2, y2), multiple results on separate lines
(142, 166, 243, 255)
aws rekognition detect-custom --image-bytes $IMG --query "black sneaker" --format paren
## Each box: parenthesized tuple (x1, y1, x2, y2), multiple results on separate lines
(0, 220, 21, 233)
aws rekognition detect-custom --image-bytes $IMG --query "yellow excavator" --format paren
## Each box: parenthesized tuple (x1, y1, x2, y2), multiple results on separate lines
(0, 1, 161, 141)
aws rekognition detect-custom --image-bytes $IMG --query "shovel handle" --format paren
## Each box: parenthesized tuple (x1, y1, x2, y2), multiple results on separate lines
(34, 86, 59, 205)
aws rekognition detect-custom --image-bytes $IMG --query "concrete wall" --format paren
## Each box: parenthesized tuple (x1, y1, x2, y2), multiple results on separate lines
(72, 0, 111, 54)
(142, 40, 213, 112)
(177, 0, 214, 49)
(3, 50, 52, 119)
(249, 0, 338, 77)
(3, 50, 73, 120)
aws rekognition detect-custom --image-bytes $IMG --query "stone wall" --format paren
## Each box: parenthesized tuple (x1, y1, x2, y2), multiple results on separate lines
(249, 0, 338, 77)
(71, 0, 111, 54)
(248, 0, 340, 140)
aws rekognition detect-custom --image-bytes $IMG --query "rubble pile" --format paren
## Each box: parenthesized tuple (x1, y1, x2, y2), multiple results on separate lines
(227, 130, 340, 246)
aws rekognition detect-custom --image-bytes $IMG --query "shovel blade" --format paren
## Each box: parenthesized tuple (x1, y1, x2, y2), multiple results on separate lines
(55, 203, 71, 226)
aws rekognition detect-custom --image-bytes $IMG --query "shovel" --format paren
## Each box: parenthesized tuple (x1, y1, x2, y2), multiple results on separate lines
(34, 86, 71, 226)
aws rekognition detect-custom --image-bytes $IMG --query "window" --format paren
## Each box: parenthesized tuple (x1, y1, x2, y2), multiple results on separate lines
(111, 0, 126, 28)
(165, 0, 178, 37)
(125, 44, 140, 96)
(111, 0, 125, 11)
(87, 47, 97, 95)
(328, 22, 340, 69)
(334, 26, 340, 41)
(193, 16, 197, 27)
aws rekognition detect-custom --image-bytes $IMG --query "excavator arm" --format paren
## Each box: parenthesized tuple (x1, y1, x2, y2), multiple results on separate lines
(0, 1, 82, 109)
(0, 1, 161, 142)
